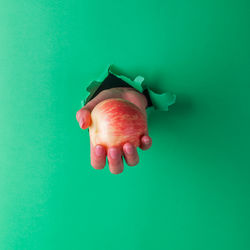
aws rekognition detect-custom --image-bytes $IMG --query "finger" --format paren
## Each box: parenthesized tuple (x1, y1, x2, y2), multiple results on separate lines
(123, 143, 139, 167)
(107, 147, 124, 174)
(76, 108, 91, 129)
(139, 135, 152, 150)
(76, 91, 115, 129)
(90, 143, 106, 169)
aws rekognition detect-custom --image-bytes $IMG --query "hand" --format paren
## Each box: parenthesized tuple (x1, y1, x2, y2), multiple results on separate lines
(76, 87, 152, 174)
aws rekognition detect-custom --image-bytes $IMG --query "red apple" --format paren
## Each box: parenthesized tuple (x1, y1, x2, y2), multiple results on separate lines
(89, 98, 148, 150)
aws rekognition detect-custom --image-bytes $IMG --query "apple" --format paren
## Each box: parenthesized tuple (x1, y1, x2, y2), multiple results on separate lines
(89, 98, 148, 150)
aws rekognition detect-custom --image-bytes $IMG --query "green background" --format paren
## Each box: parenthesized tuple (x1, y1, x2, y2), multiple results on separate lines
(1, 0, 250, 249)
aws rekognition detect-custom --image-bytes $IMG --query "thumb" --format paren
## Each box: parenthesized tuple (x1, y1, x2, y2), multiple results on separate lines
(76, 92, 108, 129)
(76, 107, 91, 129)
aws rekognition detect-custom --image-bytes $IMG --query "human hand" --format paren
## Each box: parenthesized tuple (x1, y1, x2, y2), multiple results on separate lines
(76, 87, 152, 174)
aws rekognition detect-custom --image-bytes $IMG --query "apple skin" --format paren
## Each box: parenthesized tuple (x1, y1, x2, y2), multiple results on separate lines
(89, 98, 148, 150)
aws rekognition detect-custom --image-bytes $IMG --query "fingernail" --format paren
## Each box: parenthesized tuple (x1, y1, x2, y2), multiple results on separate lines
(125, 144, 134, 155)
(95, 145, 104, 157)
(143, 137, 150, 145)
(79, 118, 84, 128)
(109, 148, 119, 159)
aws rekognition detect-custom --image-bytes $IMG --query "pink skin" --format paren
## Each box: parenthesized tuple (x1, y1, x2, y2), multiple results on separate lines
(76, 87, 152, 174)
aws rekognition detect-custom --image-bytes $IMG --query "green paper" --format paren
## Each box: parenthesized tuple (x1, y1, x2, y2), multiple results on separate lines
(1, 1, 250, 250)
(81, 64, 176, 111)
